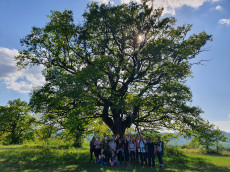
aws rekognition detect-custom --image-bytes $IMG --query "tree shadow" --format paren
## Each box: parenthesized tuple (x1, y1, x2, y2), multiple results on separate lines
(0, 146, 230, 172)
(165, 153, 230, 172)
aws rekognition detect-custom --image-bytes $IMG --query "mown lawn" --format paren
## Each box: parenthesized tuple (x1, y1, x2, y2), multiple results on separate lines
(0, 144, 230, 172)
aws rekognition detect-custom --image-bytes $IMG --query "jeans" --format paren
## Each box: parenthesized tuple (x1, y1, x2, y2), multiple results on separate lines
(97, 157, 107, 165)
(136, 149, 139, 163)
(157, 151, 163, 164)
(148, 153, 155, 167)
(124, 151, 129, 163)
(139, 152, 147, 165)
(90, 148, 95, 160)
(130, 151, 135, 163)
(94, 148, 101, 159)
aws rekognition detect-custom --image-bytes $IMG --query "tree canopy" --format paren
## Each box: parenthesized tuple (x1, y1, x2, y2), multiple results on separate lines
(15, 0, 212, 137)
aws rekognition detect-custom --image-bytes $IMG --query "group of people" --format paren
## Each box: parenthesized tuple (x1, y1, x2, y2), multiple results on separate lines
(90, 133, 165, 168)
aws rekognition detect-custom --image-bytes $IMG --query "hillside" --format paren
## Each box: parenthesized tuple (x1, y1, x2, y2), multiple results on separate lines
(166, 131, 230, 147)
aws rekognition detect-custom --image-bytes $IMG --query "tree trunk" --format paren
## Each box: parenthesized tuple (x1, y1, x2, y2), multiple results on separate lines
(111, 123, 126, 137)
(101, 105, 136, 137)
(10, 123, 18, 144)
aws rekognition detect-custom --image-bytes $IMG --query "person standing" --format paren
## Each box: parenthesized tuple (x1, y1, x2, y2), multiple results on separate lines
(109, 137, 117, 155)
(90, 137, 96, 161)
(135, 133, 140, 163)
(129, 138, 136, 163)
(116, 139, 123, 162)
(156, 136, 165, 168)
(115, 134, 120, 145)
(146, 137, 155, 167)
(94, 136, 102, 162)
(103, 133, 109, 141)
(138, 136, 147, 166)
(122, 134, 126, 143)
(123, 137, 129, 164)
(101, 137, 110, 162)
(126, 133, 131, 143)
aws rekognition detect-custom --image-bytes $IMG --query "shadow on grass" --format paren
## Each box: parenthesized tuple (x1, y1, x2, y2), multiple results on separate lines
(0, 145, 230, 172)
(164, 151, 230, 172)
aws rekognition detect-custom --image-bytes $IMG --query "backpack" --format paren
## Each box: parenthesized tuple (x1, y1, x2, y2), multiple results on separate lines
(138, 141, 146, 152)
(156, 140, 163, 152)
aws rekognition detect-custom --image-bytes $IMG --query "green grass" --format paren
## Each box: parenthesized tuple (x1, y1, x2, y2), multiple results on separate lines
(0, 144, 230, 172)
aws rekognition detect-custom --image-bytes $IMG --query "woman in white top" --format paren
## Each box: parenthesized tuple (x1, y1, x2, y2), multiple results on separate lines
(138, 136, 147, 166)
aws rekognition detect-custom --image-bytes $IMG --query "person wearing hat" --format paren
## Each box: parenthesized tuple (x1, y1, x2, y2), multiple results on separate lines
(94, 136, 102, 162)
(109, 137, 117, 156)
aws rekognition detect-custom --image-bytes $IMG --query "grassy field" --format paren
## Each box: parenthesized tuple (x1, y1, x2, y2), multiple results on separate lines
(0, 143, 230, 172)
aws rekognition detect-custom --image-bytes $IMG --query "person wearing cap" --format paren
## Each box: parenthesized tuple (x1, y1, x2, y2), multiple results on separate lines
(109, 136, 117, 156)
(94, 136, 102, 162)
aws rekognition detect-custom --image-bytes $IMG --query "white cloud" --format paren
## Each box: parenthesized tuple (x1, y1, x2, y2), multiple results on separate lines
(218, 19, 230, 25)
(215, 5, 222, 10)
(213, 121, 230, 133)
(121, 0, 221, 15)
(121, 0, 132, 3)
(93, 0, 114, 5)
(0, 47, 45, 93)
(228, 114, 230, 118)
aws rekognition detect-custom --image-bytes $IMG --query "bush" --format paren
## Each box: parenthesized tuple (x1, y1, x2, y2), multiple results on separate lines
(166, 145, 184, 156)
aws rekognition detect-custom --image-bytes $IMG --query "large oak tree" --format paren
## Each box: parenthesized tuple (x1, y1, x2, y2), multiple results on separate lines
(16, 1, 212, 137)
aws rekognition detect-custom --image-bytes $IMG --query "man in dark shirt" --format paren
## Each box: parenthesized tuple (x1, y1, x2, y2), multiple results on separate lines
(90, 137, 96, 160)
(146, 137, 155, 167)
(156, 136, 165, 168)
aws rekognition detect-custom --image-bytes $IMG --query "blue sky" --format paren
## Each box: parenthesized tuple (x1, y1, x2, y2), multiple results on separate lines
(0, 0, 230, 132)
